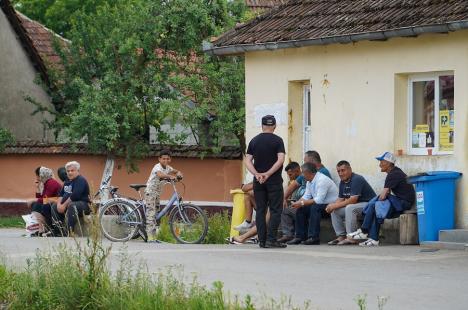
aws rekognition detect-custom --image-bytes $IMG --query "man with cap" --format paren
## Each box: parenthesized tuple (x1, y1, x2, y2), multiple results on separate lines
(347, 152, 415, 246)
(245, 115, 287, 248)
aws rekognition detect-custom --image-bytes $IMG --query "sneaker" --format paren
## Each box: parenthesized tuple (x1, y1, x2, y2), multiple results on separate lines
(359, 238, 379, 247)
(246, 237, 258, 244)
(348, 229, 368, 240)
(234, 220, 253, 232)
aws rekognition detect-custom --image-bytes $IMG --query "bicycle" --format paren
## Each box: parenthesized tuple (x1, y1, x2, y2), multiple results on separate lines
(98, 177, 208, 244)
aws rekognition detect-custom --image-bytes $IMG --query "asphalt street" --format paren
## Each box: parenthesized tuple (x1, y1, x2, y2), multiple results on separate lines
(1, 228, 468, 309)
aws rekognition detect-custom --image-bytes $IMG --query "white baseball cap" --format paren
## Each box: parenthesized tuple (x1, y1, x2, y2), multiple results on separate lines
(376, 151, 396, 164)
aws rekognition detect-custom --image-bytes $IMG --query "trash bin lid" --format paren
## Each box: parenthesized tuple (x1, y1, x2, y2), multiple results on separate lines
(408, 171, 462, 183)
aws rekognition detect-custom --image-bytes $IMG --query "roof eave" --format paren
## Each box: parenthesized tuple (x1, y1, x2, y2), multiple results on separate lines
(203, 21, 468, 56)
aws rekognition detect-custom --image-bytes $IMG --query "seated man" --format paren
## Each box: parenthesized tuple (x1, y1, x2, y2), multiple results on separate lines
(277, 161, 304, 243)
(326, 160, 376, 245)
(51, 161, 90, 236)
(288, 162, 338, 245)
(348, 152, 415, 246)
(305, 150, 332, 179)
(233, 181, 255, 233)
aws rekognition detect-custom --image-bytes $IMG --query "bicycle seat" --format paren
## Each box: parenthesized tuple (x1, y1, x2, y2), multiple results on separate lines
(129, 184, 147, 191)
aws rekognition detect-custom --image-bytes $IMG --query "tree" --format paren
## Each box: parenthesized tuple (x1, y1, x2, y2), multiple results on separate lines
(30, 0, 247, 173)
(0, 128, 15, 152)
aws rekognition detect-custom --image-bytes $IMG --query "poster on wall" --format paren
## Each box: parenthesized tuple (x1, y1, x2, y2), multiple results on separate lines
(439, 110, 453, 151)
(254, 103, 288, 127)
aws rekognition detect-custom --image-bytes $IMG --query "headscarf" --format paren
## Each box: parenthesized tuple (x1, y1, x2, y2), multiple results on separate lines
(39, 167, 54, 183)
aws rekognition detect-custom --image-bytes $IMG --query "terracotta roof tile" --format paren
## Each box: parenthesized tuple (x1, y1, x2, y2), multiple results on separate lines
(1, 142, 242, 159)
(212, 0, 468, 50)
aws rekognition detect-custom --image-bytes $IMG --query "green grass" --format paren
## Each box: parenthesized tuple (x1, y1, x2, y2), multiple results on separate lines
(0, 217, 23, 228)
(157, 211, 231, 244)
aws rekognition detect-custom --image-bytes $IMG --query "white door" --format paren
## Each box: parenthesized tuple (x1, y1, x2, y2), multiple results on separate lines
(303, 85, 311, 153)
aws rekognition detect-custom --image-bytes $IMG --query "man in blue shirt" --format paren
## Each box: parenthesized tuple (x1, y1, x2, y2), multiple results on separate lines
(51, 161, 90, 236)
(326, 160, 376, 245)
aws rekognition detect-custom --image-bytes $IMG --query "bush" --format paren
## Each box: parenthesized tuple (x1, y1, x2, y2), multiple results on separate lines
(204, 211, 231, 244)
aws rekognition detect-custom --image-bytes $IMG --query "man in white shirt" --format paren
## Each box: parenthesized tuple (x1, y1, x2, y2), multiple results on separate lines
(288, 162, 339, 245)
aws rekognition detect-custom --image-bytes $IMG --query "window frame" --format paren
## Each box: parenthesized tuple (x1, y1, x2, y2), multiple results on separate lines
(407, 72, 454, 156)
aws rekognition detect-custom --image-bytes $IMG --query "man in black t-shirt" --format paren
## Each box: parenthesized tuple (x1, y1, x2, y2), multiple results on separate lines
(348, 152, 415, 246)
(245, 115, 286, 248)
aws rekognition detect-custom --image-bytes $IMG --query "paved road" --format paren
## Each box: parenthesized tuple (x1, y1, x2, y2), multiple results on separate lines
(1, 228, 468, 309)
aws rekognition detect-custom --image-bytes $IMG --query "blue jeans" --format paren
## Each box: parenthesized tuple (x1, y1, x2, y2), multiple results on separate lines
(294, 203, 328, 240)
(361, 196, 411, 240)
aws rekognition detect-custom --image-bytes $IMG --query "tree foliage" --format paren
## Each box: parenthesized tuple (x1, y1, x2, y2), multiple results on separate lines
(29, 0, 247, 170)
(0, 128, 15, 152)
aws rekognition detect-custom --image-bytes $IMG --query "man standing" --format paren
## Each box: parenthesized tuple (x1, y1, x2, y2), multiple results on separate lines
(326, 160, 376, 245)
(348, 152, 416, 246)
(289, 163, 339, 245)
(245, 115, 286, 248)
(52, 161, 90, 236)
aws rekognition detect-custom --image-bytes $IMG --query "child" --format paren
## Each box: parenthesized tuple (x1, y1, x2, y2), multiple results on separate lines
(144, 149, 182, 242)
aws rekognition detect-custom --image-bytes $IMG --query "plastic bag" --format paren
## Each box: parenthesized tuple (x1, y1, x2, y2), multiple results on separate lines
(22, 214, 40, 236)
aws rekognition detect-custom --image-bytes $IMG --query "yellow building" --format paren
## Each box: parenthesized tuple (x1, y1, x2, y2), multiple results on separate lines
(205, 1, 468, 228)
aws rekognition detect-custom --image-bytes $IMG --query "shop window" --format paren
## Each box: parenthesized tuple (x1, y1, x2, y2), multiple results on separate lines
(409, 74, 454, 155)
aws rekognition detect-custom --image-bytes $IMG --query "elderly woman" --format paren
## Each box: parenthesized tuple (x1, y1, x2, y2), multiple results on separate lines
(30, 166, 62, 235)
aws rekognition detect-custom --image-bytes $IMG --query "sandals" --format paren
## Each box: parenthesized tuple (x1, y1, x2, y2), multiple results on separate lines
(337, 238, 357, 245)
(327, 238, 342, 245)
(225, 237, 243, 245)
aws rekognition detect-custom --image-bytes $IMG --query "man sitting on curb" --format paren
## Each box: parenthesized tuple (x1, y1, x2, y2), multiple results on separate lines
(288, 162, 338, 245)
(233, 181, 255, 233)
(348, 152, 415, 246)
(326, 160, 376, 245)
(277, 161, 304, 243)
(305, 150, 332, 179)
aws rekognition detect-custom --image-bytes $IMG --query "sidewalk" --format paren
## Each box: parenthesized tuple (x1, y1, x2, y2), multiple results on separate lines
(2, 228, 468, 309)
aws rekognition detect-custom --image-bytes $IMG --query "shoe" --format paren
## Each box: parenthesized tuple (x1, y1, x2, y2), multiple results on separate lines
(337, 238, 358, 245)
(246, 237, 258, 244)
(302, 238, 320, 245)
(359, 238, 379, 247)
(225, 237, 243, 245)
(265, 241, 287, 248)
(277, 235, 294, 243)
(327, 237, 344, 245)
(286, 237, 303, 245)
(259, 242, 270, 248)
(234, 220, 253, 232)
(348, 229, 368, 240)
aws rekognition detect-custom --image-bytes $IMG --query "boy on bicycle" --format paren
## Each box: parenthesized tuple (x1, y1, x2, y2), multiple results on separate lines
(144, 149, 183, 242)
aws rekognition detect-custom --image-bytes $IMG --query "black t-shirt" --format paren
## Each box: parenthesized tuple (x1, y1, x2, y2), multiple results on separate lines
(384, 166, 415, 204)
(339, 173, 376, 202)
(246, 132, 285, 184)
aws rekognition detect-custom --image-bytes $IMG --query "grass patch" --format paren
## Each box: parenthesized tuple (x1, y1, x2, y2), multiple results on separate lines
(157, 211, 231, 244)
(0, 217, 23, 228)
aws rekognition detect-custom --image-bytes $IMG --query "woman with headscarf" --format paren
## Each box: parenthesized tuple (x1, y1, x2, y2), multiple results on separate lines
(30, 166, 62, 235)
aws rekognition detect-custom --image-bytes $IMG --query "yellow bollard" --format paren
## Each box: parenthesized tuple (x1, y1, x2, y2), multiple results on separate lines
(230, 189, 246, 237)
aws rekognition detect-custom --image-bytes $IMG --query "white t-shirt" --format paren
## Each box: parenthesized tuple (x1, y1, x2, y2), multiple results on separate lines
(146, 163, 174, 187)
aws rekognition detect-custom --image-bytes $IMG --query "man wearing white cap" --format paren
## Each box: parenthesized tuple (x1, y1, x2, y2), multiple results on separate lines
(347, 152, 415, 246)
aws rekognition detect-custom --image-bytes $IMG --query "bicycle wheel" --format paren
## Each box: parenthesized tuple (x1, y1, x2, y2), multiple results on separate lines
(99, 199, 142, 242)
(169, 203, 208, 244)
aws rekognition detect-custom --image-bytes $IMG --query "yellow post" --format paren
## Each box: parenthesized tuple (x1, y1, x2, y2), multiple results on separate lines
(230, 189, 246, 237)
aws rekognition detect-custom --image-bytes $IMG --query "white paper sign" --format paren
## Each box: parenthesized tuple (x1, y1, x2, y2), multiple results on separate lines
(254, 103, 287, 127)
(416, 191, 425, 215)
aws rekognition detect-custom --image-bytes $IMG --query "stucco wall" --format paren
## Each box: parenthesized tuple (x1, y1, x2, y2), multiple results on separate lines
(245, 30, 468, 228)
(0, 10, 54, 142)
(0, 154, 242, 202)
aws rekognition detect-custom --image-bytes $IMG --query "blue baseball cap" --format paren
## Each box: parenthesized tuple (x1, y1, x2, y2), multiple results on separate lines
(376, 152, 396, 164)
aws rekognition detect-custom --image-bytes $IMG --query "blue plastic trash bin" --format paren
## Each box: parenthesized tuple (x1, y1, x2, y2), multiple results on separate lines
(408, 171, 462, 242)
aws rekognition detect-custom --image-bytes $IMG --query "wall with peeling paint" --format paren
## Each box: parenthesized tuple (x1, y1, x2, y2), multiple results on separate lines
(244, 30, 468, 228)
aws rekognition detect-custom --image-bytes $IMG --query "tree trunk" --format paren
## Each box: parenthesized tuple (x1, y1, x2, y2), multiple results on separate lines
(99, 156, 115, 203)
